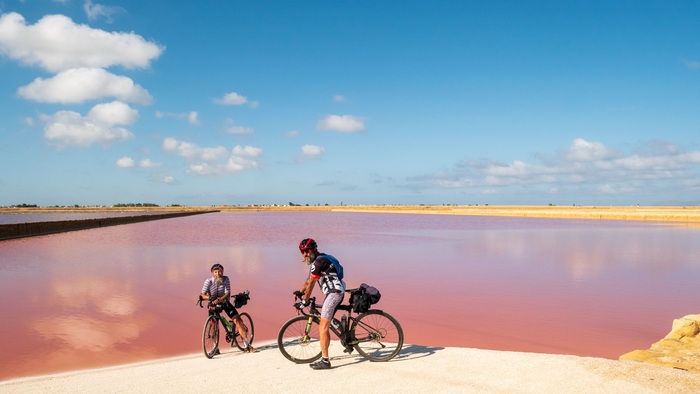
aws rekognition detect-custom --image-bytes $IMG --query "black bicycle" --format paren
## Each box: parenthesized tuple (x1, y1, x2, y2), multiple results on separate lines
(277, 290, 403, 363)
(197, 291, 254, 359)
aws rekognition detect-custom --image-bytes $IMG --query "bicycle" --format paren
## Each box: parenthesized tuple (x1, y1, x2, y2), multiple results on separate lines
(277, 289, 404, 363)
(197, 291, 254, 359)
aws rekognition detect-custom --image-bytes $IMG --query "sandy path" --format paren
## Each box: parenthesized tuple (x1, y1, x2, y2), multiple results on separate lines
(2, 340, 699, 393)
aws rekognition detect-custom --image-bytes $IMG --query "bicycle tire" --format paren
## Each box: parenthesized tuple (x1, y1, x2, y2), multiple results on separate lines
(277, 315, 322, 363)
(202, 315, 220, 359)
(351, 310, 404, 362)
(233, 312, 255, 351)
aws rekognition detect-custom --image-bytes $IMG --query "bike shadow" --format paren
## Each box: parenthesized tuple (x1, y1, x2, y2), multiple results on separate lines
(330, 344, 444, 368)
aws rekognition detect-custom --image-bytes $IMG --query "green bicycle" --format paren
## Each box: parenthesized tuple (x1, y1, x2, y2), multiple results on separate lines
(197, 291, 254, 359)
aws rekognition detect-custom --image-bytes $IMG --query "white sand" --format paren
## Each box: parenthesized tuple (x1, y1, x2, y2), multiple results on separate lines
(2, 340, 699, 393)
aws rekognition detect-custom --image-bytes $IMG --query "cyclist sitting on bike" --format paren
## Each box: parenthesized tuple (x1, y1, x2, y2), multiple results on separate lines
(200, 263, 256, 353)
(295, 238, 345, 370)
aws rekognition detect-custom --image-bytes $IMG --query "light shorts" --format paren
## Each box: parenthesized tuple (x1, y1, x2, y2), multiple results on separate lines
(320, 292, 344, 320)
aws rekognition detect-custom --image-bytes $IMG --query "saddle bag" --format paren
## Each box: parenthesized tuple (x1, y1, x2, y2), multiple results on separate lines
(351, 283, 381, 314)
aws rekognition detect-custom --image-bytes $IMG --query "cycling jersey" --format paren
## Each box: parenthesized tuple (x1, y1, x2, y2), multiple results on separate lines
(202, 275, 231, 299)
(309, 253, 346, 295)
(201, 275, 239, 317)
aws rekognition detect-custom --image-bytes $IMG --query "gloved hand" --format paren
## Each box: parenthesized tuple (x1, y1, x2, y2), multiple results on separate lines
(293, 290, 304, 299)
(295, 300, 307, 310)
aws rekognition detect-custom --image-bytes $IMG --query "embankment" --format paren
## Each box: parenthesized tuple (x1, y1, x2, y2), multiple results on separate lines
(0, 210, 219, 240)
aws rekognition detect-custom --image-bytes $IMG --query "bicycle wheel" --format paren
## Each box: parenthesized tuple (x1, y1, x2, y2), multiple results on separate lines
(233, 312, 255, 351)
(351, 310, 404, 362)
(277, 315, 322, 363)
(202, 315, 220, 359)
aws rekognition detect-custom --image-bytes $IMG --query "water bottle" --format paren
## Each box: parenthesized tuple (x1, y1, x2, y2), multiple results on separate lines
(340, 315, 347, 331)
(331, 318, 341, 331)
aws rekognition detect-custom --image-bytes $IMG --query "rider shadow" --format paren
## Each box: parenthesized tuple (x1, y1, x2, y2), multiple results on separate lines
(330, 344, 444, 368)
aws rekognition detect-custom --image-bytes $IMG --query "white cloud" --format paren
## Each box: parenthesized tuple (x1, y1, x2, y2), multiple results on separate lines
(407, 138, 700, 200)
(0, 12, 164, 72)
(187, 112, 201, 125)
(285, 130, 299, 138)
(223, 118, 253, 134)
(156, 111, 201, 125)
(296, 144, 325, 162)
(232, 145, 263, 157)
(41, 101, 137, 147)
(116, 156, 134, 168)
(17, 68, 153, 104)
(138, 159, 160, 168)
(84, 0, 125, 22)
(565, 138, 618, 161)
(333, 95, 347, 102)
(317, 114, 366, 133)
(151, 173, 175, 184)
(162, 138, 227, 161)
(22, 117, 34, 126)
(88, 101, 138, 125)
(162, 137, 263, 176)
(214, 92, 248, 105)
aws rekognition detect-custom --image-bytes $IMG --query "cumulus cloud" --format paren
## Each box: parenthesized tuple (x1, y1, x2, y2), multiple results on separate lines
(138, 159, 160, 168)
(116, 156, 160, 168)
(296, 144, 325, 163)
(41, 101, 137, 147)
(17, 67, 153, 104)
(0, 12, 164, 72)
(116, 156, 135, 168)
(406, 138, 700, 200)
(151, 173, 175, 184)
(156, 110, 201, 125)
(222, 118, 253, 135)
(162, 137, 262, 176)
(317, 114, 366, 133)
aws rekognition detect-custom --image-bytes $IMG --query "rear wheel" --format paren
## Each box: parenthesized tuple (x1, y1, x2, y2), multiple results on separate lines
(202, 315, 220, 359)
(277, 315, 322, 363)
(351, 310, 404, 361)
(233, 312, 255, 351)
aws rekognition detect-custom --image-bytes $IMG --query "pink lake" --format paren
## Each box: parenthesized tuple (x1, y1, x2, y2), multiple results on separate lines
(1, 211, 699, 381)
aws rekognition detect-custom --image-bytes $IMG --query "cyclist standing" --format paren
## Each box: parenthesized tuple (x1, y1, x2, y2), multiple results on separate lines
(295, 238, 345, 370)
(200, 263, 256, 353)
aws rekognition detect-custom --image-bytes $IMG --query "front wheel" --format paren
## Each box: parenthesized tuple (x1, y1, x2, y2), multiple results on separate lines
(277, 315, 322, 363)
(233, 312, 255, 351)
(202, 315, 220, 359)
(351, 310, 404, 362)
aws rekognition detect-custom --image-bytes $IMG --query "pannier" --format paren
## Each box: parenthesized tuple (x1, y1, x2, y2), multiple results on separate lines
(350, 283, 381, 314)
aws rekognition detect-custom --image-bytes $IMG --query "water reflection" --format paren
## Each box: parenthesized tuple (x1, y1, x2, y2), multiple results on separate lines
(1, 212, 699, 381)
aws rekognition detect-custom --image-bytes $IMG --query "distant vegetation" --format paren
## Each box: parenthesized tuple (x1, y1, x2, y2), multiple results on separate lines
(113, 203, 160, 207)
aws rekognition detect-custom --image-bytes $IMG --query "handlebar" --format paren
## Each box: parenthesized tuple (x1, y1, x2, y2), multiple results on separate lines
(293, 296, 319, 316)
(197, 290, 250, 308)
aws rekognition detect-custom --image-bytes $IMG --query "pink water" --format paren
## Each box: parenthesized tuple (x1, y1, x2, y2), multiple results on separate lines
(1, 212, 698, 381)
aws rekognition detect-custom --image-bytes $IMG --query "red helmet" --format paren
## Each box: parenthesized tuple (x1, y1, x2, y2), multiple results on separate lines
(299, 238, 317, 252)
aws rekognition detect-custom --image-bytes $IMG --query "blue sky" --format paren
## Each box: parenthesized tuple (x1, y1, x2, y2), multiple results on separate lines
(1, 1, 699, 207)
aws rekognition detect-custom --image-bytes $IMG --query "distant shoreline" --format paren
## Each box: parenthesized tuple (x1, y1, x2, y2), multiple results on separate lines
(2, 205, 700, 223)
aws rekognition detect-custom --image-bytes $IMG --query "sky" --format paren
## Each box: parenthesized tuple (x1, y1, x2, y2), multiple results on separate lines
(1, 1, 699, 207)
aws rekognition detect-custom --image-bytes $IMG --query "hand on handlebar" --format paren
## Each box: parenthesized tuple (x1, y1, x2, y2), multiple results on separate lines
(293, 290, 304, 300)
(295, 299, 307, 310)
